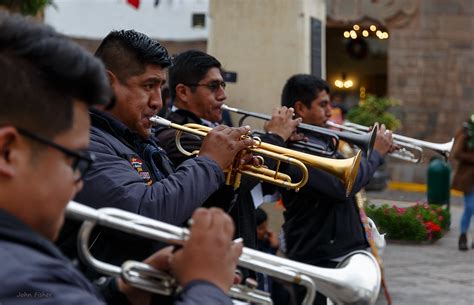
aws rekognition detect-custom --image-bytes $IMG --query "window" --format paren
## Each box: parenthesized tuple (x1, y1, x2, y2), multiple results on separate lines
(192, 13, 205, 28)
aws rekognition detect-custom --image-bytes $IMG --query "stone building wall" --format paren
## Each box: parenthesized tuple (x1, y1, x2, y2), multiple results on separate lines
(387, 0, 473, 183)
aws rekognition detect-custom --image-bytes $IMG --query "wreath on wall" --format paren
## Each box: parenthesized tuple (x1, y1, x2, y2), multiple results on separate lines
(346, 38, 369, 60)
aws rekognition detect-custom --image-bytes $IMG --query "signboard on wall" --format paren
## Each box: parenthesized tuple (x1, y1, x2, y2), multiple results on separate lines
(311, 17, 322, 78)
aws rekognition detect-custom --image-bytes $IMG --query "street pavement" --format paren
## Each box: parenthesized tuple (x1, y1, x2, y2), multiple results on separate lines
(261, 189, 474, 305)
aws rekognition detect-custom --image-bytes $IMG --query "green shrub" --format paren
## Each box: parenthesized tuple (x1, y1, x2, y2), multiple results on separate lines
(346, 94, 401, 131)
(0, 0, 55, 16)
(366, 202, 450, 242)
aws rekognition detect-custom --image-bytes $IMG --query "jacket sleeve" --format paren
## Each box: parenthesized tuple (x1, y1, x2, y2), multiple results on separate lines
(76, 130, 225, 226)
(171, 281, 233, 305)
(452, 128, 474, 164)
(286, 148, 384, 201)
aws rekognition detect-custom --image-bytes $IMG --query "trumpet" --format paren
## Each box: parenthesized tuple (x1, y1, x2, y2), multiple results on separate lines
(151, 116, 361, 195)
(222, 104, 377, 157)
(66, 201, 382, 305)
(330, 121, 454, 163)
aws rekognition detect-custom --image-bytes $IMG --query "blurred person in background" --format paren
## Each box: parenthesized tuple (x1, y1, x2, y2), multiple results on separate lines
(452, 113, 474, 251)
(255, 208, 291, 305)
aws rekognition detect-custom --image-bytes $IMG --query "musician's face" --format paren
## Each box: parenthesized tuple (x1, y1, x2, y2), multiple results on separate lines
(1, 101, 90, 241)
(186, 67, 226, 123)
(299, 90, 331, 127)
(110, 64, 166, 138)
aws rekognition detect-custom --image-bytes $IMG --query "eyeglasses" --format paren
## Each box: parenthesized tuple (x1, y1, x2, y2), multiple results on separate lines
(16, 127, 95, 182)
(184, 80, 226, 92)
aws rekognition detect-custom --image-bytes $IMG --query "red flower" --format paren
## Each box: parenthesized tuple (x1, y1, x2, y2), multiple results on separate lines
(424, 221, 441, 232)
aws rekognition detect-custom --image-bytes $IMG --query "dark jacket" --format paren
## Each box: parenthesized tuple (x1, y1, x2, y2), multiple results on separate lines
(281, 133, 384, 265)
(57, 109, 225, 273)
(155, 109, 285, 250)
(451, 126, 474, 194)
(0, 208, 112, 305)
(0, 209, 232, 305)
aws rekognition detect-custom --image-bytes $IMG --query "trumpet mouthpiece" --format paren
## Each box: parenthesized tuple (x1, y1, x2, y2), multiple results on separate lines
(150, 116, 172, 127)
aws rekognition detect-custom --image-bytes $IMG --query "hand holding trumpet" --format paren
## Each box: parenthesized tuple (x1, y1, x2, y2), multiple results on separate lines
(117, 207, 242, 305)
(171, 208, 243, 292)
(199, 125, 256, 170)
(373, 124, 399, 156)
(264, 106, 304, 142)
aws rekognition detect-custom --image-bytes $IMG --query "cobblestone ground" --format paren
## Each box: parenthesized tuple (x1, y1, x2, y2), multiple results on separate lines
(262, 189, 474, 305)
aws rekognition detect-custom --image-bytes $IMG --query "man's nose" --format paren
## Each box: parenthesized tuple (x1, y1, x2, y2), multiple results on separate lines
(150, 88, 163, 111)
(216, 87, 227, 101)
(325, 106, 332, 116)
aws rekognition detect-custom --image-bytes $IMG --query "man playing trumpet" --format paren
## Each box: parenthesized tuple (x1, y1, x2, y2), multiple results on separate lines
(279, 74, 395, 305)
(155, 50, 302, 252)
(0, 13, 240, 305)
(57, 30, 255, 279)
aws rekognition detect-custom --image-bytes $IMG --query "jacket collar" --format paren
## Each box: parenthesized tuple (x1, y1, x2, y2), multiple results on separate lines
(90, 108, 135, 139)
(0, 209, 68, 261)
(89, 108, 156, 148)
(167, 108, 203, 125)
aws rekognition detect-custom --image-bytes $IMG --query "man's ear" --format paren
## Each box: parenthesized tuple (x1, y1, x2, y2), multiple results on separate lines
(293, 100, 306, 119)
(106, 70, 119, 87)
(0, 127, 20, 178)
(174, 84, 190, 105)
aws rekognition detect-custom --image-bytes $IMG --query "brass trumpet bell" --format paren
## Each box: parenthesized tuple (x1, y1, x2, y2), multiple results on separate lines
(256, 140, 362, 196)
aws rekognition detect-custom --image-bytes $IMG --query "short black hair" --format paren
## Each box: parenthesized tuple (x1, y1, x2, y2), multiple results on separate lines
(0, 13, 111, 138)
(95, 30, 172, 82)
(168, 50, 221, 100)
(281, 74, 330, 109)
(255, 208, 268, 226)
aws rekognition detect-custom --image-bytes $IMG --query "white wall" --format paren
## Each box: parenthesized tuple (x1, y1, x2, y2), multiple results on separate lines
(44, 0, 209, 40)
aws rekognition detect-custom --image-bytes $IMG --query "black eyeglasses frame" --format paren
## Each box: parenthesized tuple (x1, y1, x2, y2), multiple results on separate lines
(16, 127, 95, 181)
(183, 80, 227, 92)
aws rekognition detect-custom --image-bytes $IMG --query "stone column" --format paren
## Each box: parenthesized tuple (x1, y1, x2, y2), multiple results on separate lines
(208, 0, 326, 127)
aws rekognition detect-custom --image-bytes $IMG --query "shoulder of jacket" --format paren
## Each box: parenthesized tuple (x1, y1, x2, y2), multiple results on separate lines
(89, 126, 131, 155)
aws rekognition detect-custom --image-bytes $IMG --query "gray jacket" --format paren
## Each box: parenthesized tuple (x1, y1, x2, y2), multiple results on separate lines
(57, 109, 225, 274)
(0, 209, 232, 305)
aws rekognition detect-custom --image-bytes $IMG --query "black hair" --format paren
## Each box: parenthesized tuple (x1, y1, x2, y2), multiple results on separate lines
(168, 50, 221, 100)
(281, 74, 330, 109)
(95, 30, 172, 83)
(0, 13, 111, 138)
(255, 208, 268, 226)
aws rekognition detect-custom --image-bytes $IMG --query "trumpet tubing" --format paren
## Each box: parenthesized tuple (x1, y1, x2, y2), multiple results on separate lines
(342, 121, 454, 161)
(66, 201, 381, 305)
(222, 104, 377, 157)
(151, 116, 360, 195)
(151, 117, 308, 191)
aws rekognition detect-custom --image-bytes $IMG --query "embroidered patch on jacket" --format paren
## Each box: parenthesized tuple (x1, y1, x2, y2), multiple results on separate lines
(128, 156, 153, 185)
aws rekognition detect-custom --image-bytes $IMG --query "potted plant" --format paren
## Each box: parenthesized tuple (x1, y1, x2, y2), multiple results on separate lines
(346, 94, 401, 191)
(0, 0, 54, 16)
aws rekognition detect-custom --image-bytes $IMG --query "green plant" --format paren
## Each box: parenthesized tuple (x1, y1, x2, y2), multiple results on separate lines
(366, 202, 450, 242)
(347, 94, 401, 131)
(0, 0, 54, 16)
